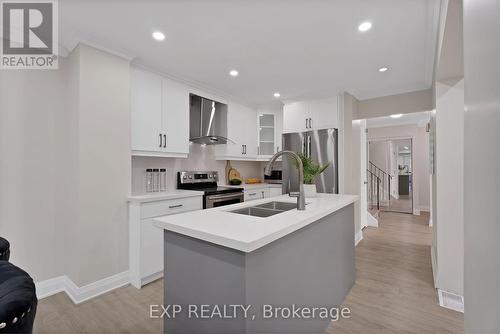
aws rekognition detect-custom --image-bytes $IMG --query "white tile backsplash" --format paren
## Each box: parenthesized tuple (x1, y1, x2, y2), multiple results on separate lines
(131, 144, 265, 194)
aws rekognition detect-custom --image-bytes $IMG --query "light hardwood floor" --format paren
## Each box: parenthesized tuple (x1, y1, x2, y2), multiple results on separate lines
(34, 211, 463, 334)
(327, 211, 463, 334)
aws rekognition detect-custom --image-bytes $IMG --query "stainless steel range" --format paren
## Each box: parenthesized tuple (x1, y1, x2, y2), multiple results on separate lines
(177, 171, 244, 209)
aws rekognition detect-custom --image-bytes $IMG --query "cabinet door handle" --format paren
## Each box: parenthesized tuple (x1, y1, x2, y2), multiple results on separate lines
(159, 134, 162, 147)
(309, 118, 313, 129)
(244, 145, 247, 154)
(242, 145, 244, 154)
(163, 134, 166, 148)
(248, 192, 256, 196)
(169, 204, 183, 209)
(305, 118, 308, 129)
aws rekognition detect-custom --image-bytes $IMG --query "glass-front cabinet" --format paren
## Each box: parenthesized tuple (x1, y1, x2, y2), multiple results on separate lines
(258, 114, 276, 157)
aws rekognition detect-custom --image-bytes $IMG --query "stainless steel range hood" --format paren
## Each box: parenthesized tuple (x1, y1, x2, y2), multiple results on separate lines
(189, 94, 231, 145)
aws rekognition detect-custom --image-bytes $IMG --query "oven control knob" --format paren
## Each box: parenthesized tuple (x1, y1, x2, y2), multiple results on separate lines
(209, 175, 212, 179)
(183, 176, 187, 180)
(188, 176, 193, 179)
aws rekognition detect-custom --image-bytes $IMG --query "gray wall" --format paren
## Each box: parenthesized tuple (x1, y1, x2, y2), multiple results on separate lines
(356, 89, 433, 120)
(463, 0, 500, 332)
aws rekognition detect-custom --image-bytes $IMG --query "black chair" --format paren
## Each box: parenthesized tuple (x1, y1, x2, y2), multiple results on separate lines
(0, 239, 9, 262)
(0, 261, 37, 333)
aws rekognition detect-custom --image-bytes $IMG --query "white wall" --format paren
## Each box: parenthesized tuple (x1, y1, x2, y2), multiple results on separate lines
(131, 144, 264, 194)
(368, 141, 389, 173)
(0, 44, 131, 287)
(0, 56, 68, 282)
(463, 0, 500, 330)
(64, 44, 131, 286)
(434, 78, 464, 296)
(416, 127, 431, 210)
(340, 92, 361, 238)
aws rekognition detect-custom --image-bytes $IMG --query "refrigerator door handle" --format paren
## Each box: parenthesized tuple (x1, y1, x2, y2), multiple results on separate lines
(308, 135, 312, 158)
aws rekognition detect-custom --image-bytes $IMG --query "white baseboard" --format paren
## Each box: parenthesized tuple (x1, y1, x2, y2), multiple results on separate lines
(35, 271, 129, 304)
(141, 271, 163, 288)
(419, 205, 430, 212)
(429, 218, 433, 227)
(367, 212, 378, 227)
(413, 208, 421, 215)
(438, 289, 464, 313)
(35, 276, 67, 299)
(430, 247, 437, 287)
(355, 230, 363, 246)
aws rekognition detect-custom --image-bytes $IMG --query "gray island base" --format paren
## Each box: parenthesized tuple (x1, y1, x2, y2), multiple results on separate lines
(163, 203, 355, 334)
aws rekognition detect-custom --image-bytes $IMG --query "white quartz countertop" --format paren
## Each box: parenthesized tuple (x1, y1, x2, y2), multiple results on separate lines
(225, 183, 281, 190)
(154, 193, 358, 253)
(128, 190, 204, 203)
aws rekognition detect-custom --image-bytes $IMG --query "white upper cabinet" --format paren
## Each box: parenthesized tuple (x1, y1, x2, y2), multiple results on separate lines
(309, 97, 339, 130)
(130, 67, 189, 157)
(131, 68, 163, 152)
(283, 97, 339, 133)
(162, 78, 189, 155)
(215, 102, 257, 159)
(257, 108, 283, 158)
(283, 101, 310, 133)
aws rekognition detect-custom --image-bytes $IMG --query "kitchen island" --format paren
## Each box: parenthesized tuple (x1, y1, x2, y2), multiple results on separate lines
(154, 193, 358, 334)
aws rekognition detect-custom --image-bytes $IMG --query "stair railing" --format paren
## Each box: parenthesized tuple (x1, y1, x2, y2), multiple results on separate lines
(366, 169, 381, 211)
(368, 161, 392, 203)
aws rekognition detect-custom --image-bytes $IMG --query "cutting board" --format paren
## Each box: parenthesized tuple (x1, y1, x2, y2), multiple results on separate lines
(225, 161, 241, 183)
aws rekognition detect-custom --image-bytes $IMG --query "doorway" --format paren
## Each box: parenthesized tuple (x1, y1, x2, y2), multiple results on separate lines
(368, 138, 413, 214)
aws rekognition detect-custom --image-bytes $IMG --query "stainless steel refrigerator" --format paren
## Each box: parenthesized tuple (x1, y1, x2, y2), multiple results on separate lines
(282, 128, 339, 194)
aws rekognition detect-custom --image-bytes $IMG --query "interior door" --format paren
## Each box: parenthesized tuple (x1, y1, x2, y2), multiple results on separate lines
(359, 120, 368, 228)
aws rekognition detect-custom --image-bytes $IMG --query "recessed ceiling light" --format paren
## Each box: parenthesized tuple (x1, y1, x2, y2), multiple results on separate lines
(378, 67, 389, 72)
(152, 31, 165, 41)
(390, 114, 403, 118)
(229, 70, 239, 77)
(358, 21, 372, 32)
(273, 92, 281, 98)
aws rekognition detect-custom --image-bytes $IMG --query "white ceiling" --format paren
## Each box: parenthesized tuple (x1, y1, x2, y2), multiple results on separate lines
(59, 0, 440, 106)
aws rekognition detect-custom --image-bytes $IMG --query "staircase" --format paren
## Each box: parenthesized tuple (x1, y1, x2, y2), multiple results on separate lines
(366, 162, 392, 224)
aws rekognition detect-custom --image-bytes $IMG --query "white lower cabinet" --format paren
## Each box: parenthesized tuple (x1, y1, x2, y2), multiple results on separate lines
(243, 186, 283, 201)
(244, 188, 269, 201)
(129, 195, 203, 288)
(269, 187, 283, 197)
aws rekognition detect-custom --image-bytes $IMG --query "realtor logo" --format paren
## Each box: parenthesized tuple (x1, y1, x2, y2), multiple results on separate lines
(1, 0, 58, 69)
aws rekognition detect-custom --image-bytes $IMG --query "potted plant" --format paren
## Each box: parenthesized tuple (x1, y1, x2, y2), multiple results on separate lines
(293, 153, 330, 197)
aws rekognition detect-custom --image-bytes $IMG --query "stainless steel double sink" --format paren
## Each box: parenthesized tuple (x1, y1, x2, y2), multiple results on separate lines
(229, 201, 303, 217)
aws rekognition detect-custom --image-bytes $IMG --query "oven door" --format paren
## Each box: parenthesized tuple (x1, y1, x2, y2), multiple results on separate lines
(205, 192, 244, 208)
